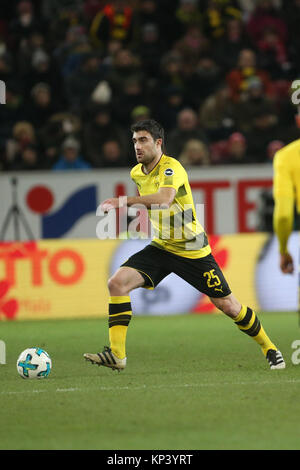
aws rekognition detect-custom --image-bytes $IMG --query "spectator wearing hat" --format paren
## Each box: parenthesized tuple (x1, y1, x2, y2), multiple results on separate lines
(267, 139, 284, 161)
(131, 105, 151, 124)
(225, 132, 249, 164)
(52, 137, 91, 170)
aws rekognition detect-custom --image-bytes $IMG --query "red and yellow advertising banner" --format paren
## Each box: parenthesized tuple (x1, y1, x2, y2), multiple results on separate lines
(0, 233, 297, 321)
(0, 239, 118, 320)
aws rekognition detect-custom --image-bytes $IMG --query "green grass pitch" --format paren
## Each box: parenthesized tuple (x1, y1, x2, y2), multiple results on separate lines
(0, 312, 300, 450)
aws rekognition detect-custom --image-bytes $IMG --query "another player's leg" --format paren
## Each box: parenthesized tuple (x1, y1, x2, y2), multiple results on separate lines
(84, 267, 144, 371)
(210, 294, 285, 370)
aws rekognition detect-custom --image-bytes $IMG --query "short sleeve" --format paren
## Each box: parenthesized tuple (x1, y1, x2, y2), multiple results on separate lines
(130, 168, 135, 182)
(159, 162, 185, 192)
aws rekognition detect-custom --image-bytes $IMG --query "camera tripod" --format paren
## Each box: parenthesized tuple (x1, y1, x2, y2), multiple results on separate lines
(0, 177, 34, 241)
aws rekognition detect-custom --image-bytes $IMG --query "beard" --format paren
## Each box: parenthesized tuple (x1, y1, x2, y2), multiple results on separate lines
(136, 151, 156, 165)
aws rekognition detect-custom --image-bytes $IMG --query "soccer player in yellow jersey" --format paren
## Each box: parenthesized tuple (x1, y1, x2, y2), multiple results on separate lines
(273, 136, 300, 273)
(84, 119, 285, 370)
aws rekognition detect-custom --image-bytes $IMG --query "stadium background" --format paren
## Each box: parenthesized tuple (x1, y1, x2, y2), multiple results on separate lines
(0, 0, 299, 321)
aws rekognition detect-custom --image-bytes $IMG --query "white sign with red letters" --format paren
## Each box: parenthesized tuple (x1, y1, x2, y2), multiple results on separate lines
(0, 164, 273, 240)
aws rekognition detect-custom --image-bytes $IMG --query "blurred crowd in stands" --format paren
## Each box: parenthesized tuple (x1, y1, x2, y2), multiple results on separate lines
(0, 0, 300, 171)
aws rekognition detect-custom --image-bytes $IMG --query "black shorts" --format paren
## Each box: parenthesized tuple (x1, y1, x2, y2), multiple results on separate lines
(121, 244, 231, 298)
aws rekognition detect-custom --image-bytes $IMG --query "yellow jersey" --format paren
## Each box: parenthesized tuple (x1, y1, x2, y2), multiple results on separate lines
(130, 154, 211, 259)
(273, 138, 300, 253)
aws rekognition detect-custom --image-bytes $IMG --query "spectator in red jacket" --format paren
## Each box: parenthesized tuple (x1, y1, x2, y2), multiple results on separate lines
(226, 48, 273, 102)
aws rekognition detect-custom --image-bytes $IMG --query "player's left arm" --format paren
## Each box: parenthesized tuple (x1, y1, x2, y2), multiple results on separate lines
(273, 151, 295, 272)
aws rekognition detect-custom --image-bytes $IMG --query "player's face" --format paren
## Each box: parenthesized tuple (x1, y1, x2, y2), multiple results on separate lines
(132, 130, 162, 164)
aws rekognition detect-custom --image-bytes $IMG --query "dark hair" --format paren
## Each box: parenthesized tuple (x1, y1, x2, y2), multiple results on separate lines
(131, 119, 164, 146)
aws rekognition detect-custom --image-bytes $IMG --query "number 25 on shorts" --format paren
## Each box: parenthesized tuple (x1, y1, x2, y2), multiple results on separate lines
(203, 269, 221, 288)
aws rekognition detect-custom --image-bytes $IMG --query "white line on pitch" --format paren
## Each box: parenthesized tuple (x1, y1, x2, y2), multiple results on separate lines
(1, 378, 300, 396)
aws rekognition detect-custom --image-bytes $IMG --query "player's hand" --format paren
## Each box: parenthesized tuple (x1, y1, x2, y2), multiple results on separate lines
(280, 252, 294, 274)
(100, 198, 120, 212)
(100, 197, 127, 212)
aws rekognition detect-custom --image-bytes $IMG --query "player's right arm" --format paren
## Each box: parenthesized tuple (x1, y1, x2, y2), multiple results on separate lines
(273, 149, 294, 273)
(101, 187, 176, 212)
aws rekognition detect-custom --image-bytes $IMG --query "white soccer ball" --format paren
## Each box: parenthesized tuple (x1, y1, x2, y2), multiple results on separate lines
(16, 348, 52, 379)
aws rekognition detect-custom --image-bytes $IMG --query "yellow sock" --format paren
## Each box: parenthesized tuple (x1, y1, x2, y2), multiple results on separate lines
(108, 296, 132, 359)
(234, 305, 277, 356)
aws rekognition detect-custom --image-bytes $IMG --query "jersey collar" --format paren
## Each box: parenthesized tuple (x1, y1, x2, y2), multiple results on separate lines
(141, 153, 164, 175)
